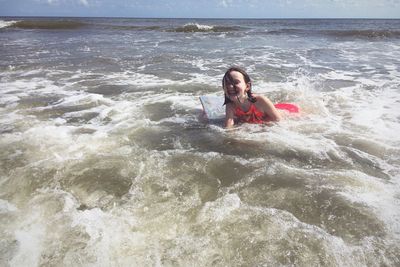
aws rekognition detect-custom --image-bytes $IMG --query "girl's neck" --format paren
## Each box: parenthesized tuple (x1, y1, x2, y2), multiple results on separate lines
(236, 93, 247, 103)
(235, 97, 251, 110)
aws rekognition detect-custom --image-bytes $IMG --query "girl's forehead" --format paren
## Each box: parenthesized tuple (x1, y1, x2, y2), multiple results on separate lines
(228, 71, 245, 80)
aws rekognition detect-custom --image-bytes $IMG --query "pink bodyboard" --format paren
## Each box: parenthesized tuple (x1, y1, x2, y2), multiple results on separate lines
(274, 103, 299, 113)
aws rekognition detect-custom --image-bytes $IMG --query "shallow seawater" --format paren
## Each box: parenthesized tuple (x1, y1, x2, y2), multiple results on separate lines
(1, 17, 400, 266)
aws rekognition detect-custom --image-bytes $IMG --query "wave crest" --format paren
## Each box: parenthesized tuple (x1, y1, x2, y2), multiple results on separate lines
(0, 20, 19, 29)
(11, 20, 87, 30)
(172, 23, 239, 33)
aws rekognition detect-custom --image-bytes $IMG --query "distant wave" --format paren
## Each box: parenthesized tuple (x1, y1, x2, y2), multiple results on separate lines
(2, 19, 240, 33)
(9, 20, 88, 29)
(322, 29, 400, 39)
(171, 23, 240, 33)
(264, 29, 303, 35)
(103, 25, 161, 31)
(0, 19, 163, 31)
(4, 19, 398, 40)
(0, 19, 161, 32)
(261, 28, 400, 39)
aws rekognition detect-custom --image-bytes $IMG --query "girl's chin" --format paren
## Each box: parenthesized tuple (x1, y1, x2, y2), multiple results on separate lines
(228, 96, 239, 102)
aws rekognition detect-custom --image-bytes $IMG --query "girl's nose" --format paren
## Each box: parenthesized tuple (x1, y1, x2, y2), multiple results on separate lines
(227, 83, 234, 89)
(227, 86, 236, 95)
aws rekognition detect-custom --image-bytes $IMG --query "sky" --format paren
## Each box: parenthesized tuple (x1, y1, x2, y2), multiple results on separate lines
(1, 0, 400, 18)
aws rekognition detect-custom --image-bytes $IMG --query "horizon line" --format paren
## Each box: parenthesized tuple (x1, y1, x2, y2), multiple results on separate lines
(1, 15, 400, 20)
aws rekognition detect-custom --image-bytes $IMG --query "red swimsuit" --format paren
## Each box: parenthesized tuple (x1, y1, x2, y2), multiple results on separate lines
(234, 104, 267, 124)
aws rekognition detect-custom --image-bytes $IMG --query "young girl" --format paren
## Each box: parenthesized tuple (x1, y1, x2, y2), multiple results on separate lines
(222, 66, 282, 128)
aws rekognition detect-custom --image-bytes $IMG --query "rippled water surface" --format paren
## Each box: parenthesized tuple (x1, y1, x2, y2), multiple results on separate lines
(1, 17, 400, 266)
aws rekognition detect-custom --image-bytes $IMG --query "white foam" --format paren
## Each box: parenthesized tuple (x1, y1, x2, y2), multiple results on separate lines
(9, 208, 46, 267)
(0, 75, 68, 100)
(0, 94, 20, 107)
(69, 207, 166, 266)
(337, 170, 400, 238)
(0, 199, 18, 213)
(334, 85, 400, 142)
(184, 23, 214, 31)
(197, 193, 241, 223)
(107, 71, 177, 87)
(0, 20, 18, 28)
(103, 70, 221, 89)
(319, 70, 359, 81)
(52, 92, 112, 108)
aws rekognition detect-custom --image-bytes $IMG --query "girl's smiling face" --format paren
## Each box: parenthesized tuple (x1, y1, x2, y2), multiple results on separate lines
(223, 70, 250, 103)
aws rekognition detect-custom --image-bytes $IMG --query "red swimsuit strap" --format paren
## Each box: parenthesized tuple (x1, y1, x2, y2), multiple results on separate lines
(235, 104, 265, 123)
(235, 104, 263, 117)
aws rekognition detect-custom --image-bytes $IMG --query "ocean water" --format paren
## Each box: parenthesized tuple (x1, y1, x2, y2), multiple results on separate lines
(1, 17, 400, 266)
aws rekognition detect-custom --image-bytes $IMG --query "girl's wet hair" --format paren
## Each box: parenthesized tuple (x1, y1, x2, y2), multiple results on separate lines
(222, 66, 257, 105)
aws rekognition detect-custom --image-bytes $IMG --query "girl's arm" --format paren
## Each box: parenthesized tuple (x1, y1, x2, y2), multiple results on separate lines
(225, 103, 235, 128)
(257, 96, 282, 122)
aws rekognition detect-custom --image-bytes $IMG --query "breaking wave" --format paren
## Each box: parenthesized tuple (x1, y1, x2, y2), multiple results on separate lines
(0, 20, 19, 28)
(1, 20, 238, 33)
(172, 23, 241, 33)
(3, 19, 399, 40)
(263, 28, 400, 39)
(10, 20, 88, 29)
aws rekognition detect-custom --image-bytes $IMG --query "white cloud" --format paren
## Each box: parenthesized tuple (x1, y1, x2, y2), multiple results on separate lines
(79, 0, 89, 6)
(46, 0, 59, 5)
(38, 0, 90, 7)
(220, 0, 233, 8)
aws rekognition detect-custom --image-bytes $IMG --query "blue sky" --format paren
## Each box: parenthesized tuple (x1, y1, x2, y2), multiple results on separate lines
(1, 0, 399, 18)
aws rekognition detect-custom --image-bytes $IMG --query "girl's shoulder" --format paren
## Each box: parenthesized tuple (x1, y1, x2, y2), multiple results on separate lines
(253, 95, 272, 106)
(253, 94, 270, 102)
(253, 95, 276, 114)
